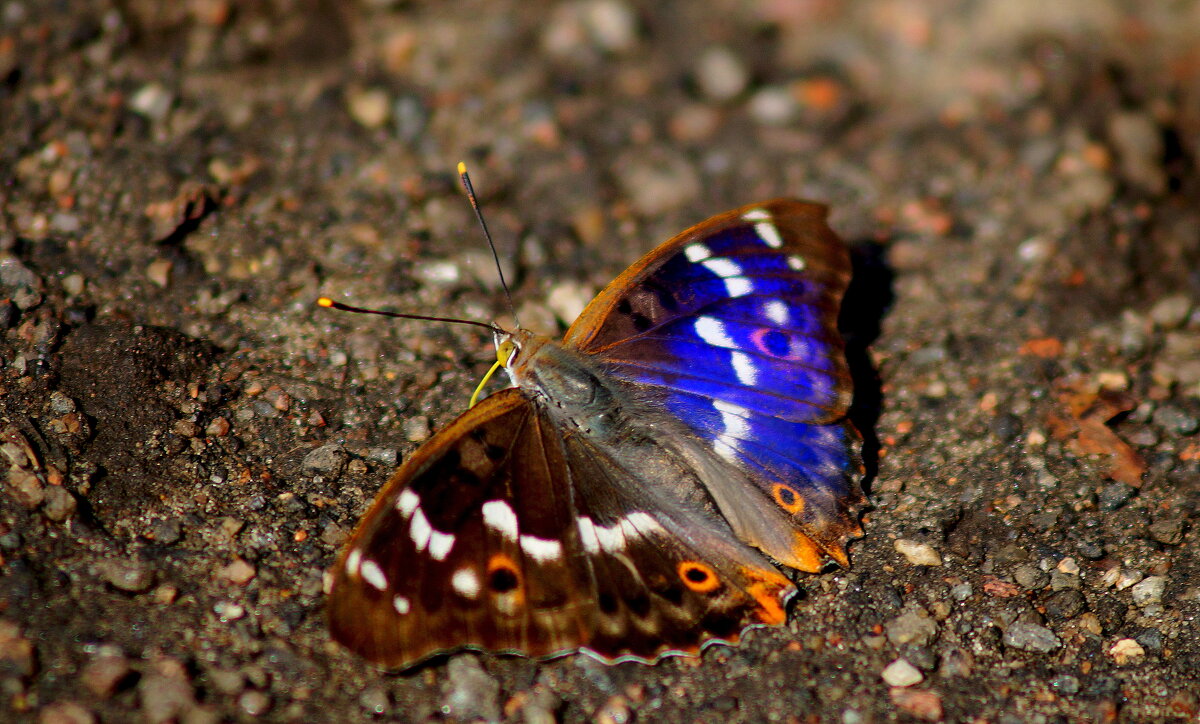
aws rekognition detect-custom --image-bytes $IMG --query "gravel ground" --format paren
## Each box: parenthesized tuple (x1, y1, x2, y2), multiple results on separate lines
(2, 1, 1198, 722)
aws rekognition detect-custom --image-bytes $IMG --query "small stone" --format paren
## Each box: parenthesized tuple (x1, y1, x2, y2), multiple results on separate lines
(1097, 482, 1135, 511)
(938, 647, 974, 678)
(219, 559, 256, 586)
(594, 695, 631, 724)
(1151, 404, 1199, 435)
(213, 601, 245, 622)
(138, 671, 196, 724)
(1044, 590, 1087, 622)
(358, 686, 390, 716)
(62, 273, 85, 297)
(205, 417, 230, 437)
(894, 539, 943, 566)
(1148, 517, 1186, 546)
(146, 259, 172, 288)
(748, 86, 799, 126)
(7, 468, 45, 508)
(1134, 628, 1163, 653)
(96, 559, 155, 593)
(48, 391, 77, 414)
(1013, 564, 1047, 590)
(403, 415, 431, 443)
(1113, 569, 1142, 593)
(41, 485, 77, 522)
(238, 690, 271, 716)
(1130, 576, 1166, 607)
(1108, 638, 1146, 664)
(147, 518, 182, 545)
(129, 83, 174, 121)
(302, 444, 346, 477)
(547, 281, 594, 328)
(1002, 622, 1061, 653)
(613, 150, 700, 216)
(1148, 294, 1193, 329)
(0, 620, 36, 677)
(950, 583, 973, 601)
(885, 608, 938, 648)
(173, 420, 199, 438)
(81, 655, 132, 698)
(1056, 557, 1080, 575)
(37, 701, 95, 724)
(889, 688, 943, 722)
(584, 0, 637, 52)
(1049, 570, 1081, 591)
(345, 87, 391, 129)
(881, 658, 923, 687)
(695, 46, 748, 102)
(442, 656, 501, 722)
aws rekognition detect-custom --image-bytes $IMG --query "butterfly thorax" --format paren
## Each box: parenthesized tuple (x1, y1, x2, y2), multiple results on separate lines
(503, 329, 642, 442)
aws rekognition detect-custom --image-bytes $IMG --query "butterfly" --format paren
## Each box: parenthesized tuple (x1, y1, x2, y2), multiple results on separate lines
(326, 198, 866, 669)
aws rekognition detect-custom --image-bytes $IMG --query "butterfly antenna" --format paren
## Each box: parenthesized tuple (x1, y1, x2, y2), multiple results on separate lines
(316, 298, 500, 334)
(458, 161, 520, 327)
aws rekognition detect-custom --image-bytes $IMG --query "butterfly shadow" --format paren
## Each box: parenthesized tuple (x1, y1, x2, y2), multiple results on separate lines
(840, 241, 894, 498)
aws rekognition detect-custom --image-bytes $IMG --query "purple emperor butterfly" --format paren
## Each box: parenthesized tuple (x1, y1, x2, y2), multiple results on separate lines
(325, 198, 866, 668)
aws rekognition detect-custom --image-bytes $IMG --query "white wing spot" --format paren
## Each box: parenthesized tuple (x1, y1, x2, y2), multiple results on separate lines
(519, 534, 564, 562)
(395, 489, 420, 517)
(713, 400, 751, 463)
(684, 243, 712, 262)
(451, 568, 481, 598)
(730, 350, 758, 386)
(345, 549, 362, 575)
(622, 511, 665, 536)
(764, 300, 789, 325)
(742, 208, 771, 222)
(787, 254, 806, 270)
(701, 258, 742, 278)
(428, 530, 455, 561)
(481, 500, 519, 541)
(359, 560, 388, 591)
(409, 508, 432, 552)
(725, 277, 754, 297)
(576, 517, 601, 554)
(695, 316, 734, 347)
(392, 595, 411, 615)
(755, 220, 784, 248)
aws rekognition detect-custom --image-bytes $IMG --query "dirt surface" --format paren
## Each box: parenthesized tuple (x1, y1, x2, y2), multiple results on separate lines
(2, 1, 1199, 722)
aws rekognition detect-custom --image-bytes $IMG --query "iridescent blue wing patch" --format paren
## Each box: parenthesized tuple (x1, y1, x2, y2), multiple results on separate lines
(563, 200, 864, 569)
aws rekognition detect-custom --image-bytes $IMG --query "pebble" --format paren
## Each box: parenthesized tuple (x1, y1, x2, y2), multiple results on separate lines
(1097, 482, 1135, 511)
(441, 656, 501, 722)
(1049, 570, 1081, 591)
(345, 87, 391, 129)
(614, 150, 700, 216)
(950, 582, 973, 601)
(594, 695, 632, 724)
(81, 654, 132, 697)
(302, 444, 347, 476)
(218, 559, 256, 586)
(881, 658, 923, 687)
(0, 620, 35, 677)
(748, 86, 799, 126)
(547, 281, 594, 328)
(138, 670, 196, 724)
(41, 485, 77, 522)
(695, 46, 749, 102)
(1151, 404, 1199, 435)
(889, 688, 943, 722)
(1130, 576, 1166, 606)
(894, 539, 943, 566)
(129, 83, 173, 122)
(1108, 638, 1146, 664)
(1148, 517, 1186, 546)
(583, 0, 638, 52)
(358, 686, 390, 716)
(1012, 564, 1047, 590)
(1043, 590, 1086, 622)
(37, 701, 95, 724)
(238, 690, 272, 716)
(146, 259, 172, 288)
(1107, 110, 1166, 194)
(1148, 294, 1193, 329)
(96, 558, 155, 593)
(885, 608, 938, 647)
(1002, 622, 1061, 653)
(1113, 568, 1144, 591)
(403, 415, 431, 443)
(205, 417, 230, 437)
(48, 391, 77, 414)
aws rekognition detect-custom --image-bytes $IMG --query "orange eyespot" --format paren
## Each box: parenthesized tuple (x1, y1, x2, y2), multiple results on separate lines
(772, 483, 805, 514)
(486, 553, 521, 594)
(677, 561, 721, 593)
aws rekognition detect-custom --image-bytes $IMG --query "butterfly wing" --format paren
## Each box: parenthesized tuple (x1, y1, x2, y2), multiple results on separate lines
(562, 199, 865, 571)
(327, 387, 796, 669)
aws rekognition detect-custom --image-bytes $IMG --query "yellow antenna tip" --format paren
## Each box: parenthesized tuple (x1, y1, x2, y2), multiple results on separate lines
(457, 161, 467, 175)
(317, 297, 334, 307)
